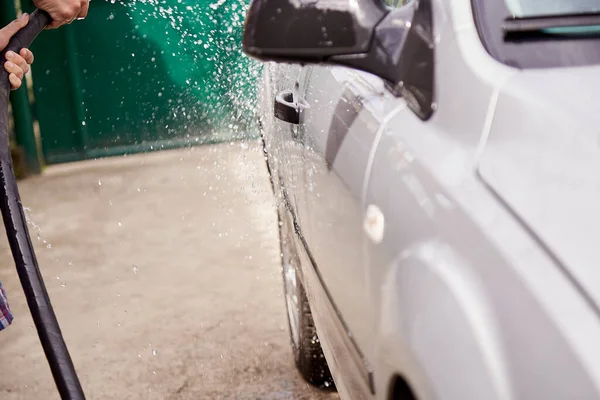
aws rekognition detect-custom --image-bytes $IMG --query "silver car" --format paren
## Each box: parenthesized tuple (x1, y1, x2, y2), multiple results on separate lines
(243, 0, 600, 399)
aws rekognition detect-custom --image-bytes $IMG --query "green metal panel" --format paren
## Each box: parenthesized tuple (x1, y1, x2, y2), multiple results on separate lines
(23, 0, 259, 164)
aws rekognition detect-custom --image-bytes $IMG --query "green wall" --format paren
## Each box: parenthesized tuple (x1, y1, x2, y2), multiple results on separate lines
(22, 0, 260, 163)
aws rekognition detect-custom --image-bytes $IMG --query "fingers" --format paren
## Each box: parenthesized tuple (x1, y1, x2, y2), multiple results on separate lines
(9, 73, 21, 89)
(0, 14, 29, 50)
(5, 61, 24, 81)
(2, 13, 29, 36)
(0, 14, 36, 90)
(19, 48, 34, 65)
(47, 20, 63, 29)
(39, 0, 90, 29)
(77, 0, 89, 20)
(6, 51, 30, 76)
(4, 49, 34, 90)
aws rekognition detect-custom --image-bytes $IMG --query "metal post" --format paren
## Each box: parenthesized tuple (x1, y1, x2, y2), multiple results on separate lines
(0, 0, 41, 174)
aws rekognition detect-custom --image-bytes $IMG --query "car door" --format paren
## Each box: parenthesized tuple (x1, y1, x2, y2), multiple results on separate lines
(266, 63, 308, 221)
(297, 65, 406, 384)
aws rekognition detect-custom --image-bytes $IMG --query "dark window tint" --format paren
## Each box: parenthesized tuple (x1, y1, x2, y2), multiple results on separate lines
(505, 0, 600, 17)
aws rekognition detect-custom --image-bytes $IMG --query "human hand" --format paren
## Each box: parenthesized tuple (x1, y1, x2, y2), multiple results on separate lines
(0, 14, 35, 90)
(33, 0, 89, 29)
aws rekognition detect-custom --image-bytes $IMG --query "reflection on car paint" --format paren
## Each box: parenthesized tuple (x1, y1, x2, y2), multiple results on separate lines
(364, 204, 385, 244)
(325, 89, 364, 168)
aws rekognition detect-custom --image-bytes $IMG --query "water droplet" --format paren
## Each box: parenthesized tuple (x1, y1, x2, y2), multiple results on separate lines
(132, 264, 138, 274)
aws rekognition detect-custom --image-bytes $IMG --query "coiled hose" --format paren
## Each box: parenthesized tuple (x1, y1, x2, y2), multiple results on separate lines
(0, 9, 86, 400)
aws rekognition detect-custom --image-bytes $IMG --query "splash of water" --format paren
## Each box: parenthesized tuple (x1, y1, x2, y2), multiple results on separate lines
(23, 207, 53, 249)
(102, 0, 263, 143)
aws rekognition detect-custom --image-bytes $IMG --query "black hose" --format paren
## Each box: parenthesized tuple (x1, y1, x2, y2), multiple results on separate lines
(0, 9, 86, 400)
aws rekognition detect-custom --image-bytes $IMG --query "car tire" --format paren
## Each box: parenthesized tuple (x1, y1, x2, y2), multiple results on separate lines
(278, 204, 335, 390)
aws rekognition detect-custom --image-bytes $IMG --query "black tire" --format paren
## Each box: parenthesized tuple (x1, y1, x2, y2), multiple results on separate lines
(293, 275, 335, 389)
(278, 205, 335, 390)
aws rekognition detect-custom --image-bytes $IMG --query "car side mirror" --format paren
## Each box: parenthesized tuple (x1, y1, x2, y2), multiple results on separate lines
(243, 0, 436, 120)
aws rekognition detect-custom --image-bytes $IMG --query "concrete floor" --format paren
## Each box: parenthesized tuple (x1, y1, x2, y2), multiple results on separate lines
(0, 141, 338, 400)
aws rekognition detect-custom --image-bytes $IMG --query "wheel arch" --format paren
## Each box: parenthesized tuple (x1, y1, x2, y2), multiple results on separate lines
(388, 374, 418, 400)
(376, 240, 511, 400)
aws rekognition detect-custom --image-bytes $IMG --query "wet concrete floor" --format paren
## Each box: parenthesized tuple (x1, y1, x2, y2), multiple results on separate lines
(0, 141, 339, 400)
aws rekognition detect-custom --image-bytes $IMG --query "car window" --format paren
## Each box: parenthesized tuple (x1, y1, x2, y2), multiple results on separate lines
(504, 0, 600, 16)
(472, 0, 600, 68)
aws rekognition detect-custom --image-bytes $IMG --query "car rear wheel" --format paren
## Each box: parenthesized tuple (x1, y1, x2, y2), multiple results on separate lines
(278, 204, 334, 389)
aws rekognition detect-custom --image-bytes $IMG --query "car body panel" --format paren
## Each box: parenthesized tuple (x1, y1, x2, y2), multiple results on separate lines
(258, 62, 289, 206)
(300, 66, 402, 366)
(478, 65, 600, 314)
(290, 203, 374, 400)
(368, 112, 600, 400)
(256, 0, 600, 398)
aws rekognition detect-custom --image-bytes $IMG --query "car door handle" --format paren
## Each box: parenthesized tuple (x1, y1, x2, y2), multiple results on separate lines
(274, 89, 309, 125)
